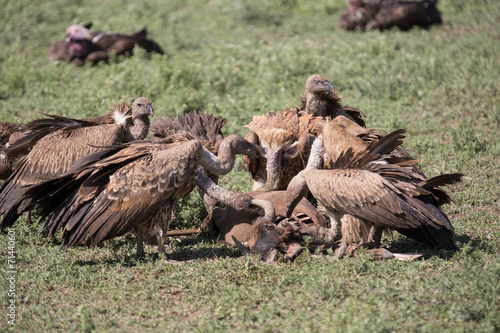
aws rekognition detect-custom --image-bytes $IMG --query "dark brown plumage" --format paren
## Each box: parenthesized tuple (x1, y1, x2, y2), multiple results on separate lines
(286, 116, 462, 257)
(0, 97, 154, 230)
(340, 0, 442, 32)
(23, 131, 259, 258)
(50, 24, 164, 66)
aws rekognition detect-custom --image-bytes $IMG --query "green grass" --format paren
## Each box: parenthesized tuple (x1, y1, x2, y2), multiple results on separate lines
(1, 0, 499, 332)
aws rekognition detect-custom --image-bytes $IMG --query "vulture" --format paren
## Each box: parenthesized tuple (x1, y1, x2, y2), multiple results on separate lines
(0, 121, 23, 179)
(0, 97, 154, 230)
(340, 0, 442, 32)
(204, 190, 330, 263)
(23, 131, 263, 258)
(286, 116, 463, 257)
(243, 74, 365, 192)
(49, 23, 164, 66)
(151, 110, 228, 213)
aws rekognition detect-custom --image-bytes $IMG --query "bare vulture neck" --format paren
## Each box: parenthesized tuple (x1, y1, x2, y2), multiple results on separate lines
(126, 115, 151, 141)
(199, 135, 245, 175)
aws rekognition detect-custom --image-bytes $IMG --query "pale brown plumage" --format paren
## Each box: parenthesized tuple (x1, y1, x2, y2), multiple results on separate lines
(286, 117, 462, 257)
(0, 97, 153, 230)
(340, 0, 442, 32)
(243, 74, 365, 192)
(24, 131, 260, 258)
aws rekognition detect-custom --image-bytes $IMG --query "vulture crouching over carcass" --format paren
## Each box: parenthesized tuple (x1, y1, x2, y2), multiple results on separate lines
(23, 131, 264, 258)
(340, 0, 442, 32)
(243, 74, 365, 192)
(203, 190, 330, 263)
(286, 117, 463, 258)
(49, 24, 164, 66)
(0, 97, 154, 231)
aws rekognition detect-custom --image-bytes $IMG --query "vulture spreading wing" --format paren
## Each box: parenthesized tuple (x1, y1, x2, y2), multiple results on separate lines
(24, 131, 261, 258)
(286, 116, 462, 257)
(340, 0, 442, 32)
(0, 97, 153, 230)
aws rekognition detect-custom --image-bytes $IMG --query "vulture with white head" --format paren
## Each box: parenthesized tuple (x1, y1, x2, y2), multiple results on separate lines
(286, 116, 462, 257)
(0, 97, 154, 230)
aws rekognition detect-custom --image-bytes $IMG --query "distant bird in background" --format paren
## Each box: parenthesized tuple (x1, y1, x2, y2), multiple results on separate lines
(48, 23, 164, 66)
(340, 0, 442, 32)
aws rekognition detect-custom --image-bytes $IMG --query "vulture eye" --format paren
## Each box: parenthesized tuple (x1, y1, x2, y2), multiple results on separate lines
(314, 80, 320, 84)
(137, 103, 142, 107)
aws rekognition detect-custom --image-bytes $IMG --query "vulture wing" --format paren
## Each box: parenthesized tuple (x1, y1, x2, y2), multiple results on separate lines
(35, 138, 202, 249)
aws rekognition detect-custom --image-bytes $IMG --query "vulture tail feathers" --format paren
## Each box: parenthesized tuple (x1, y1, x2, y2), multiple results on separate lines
(421, 173, 464, 190)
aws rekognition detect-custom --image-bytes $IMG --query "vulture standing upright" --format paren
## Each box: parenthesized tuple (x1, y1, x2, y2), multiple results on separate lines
(50, 24, 164, 66)
(24, 130, 263, 258)
(0, 97, 154, 230)
(286, 116, 462, 257)
(340, 0, 442, 32)
(243, 74, 365, 192)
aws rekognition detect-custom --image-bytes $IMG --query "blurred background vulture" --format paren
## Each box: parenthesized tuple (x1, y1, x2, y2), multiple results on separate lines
(0, 97, 154, 230)
(48, 23, 164, 66)
(21, 113, 265, 258)
(243, 74, 364, 192)
(286, 116, 462, 257)
(340, 0, 442, 32)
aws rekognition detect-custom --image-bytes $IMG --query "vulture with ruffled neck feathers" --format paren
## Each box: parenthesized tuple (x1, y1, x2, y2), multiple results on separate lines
(0, 97, 154, 231)
(286, 116, 462, 257)
(243, 74, 365, 192)
(23, 128, 262, 258)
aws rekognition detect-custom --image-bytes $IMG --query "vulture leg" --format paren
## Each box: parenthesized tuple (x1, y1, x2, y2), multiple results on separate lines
(334, 242, 348, 259)
(135, 227, 145, 259)
(372, 226, 384, 249)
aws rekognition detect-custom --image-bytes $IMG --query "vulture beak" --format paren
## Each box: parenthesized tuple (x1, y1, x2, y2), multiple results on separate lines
(146, 104, 154, 116)
(325, 81, 335, 94)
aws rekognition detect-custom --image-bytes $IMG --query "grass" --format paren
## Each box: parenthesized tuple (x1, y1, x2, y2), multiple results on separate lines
(1, 0, 499, 332)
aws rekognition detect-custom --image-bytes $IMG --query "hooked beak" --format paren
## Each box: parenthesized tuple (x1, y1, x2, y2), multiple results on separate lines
(146, 104, 154, 116)
(325, 81, 335, 94)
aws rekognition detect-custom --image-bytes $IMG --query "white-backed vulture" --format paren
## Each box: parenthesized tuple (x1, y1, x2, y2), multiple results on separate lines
(340, 0, 442, 32)
(286, 116, 463, 257)
(0, 97, 154, 230)
(23, 132, 261, 258)
(243, 74, 365, 192)
(50, 24, 164, 66)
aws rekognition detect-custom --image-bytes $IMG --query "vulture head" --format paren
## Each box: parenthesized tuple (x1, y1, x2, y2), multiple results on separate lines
(302, 74, 338, 117)
(65, 24, 93, 57)
(126, 97, 154, 141)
